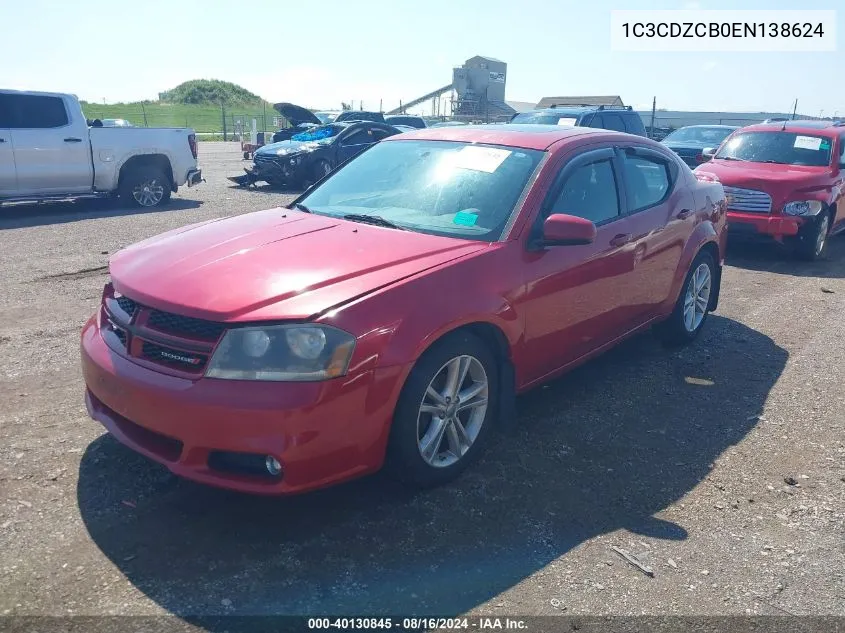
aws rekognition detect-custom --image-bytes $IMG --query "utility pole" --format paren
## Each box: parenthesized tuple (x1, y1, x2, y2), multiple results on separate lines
(650, 96, 656, 139)
(379, 98, 383, 113)
(221, 102, 227, 141)
(141, 102, 148, 127)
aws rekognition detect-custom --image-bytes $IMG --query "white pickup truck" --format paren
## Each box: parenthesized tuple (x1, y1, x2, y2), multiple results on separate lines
(0, 89, 202, 208)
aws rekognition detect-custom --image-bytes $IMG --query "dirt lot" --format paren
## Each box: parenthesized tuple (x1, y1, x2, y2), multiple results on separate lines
(0, 142, 843, 622)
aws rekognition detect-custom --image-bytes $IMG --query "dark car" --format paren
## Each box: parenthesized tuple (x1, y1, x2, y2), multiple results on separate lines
(661, 125, 739, 168)
(334, 110, 386, 123)
(385, 115, 427, 129)
(270, 102, 322, 143)
(511, 105, 647, 136)
(230, 121, 400, 189)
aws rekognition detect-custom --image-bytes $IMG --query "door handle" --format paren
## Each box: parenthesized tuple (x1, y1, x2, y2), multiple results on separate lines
(676, 209, 692, 220)
(610, 233, 632, 247)
(64, 137, 83, 143)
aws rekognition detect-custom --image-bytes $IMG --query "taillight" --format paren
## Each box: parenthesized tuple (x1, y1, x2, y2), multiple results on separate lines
(188, 133, 198, 159)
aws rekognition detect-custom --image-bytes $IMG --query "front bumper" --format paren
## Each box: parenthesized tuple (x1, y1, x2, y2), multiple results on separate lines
(726, 211, 802, 241)
(80, 316, 403, 495)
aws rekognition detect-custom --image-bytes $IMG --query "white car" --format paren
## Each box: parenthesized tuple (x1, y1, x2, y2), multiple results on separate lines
(0, 90, 202, 208)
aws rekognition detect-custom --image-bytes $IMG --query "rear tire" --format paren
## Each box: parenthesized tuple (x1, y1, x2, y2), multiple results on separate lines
(119, 165, 171, 208)
(385, 331, 498, 489)
(655, 250, 716, 347)
(794, 211, 830, 261)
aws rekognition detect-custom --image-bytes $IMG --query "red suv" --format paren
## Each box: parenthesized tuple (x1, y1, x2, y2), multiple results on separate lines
(81, 125, 727, 495)
(697, 120, 845, 260)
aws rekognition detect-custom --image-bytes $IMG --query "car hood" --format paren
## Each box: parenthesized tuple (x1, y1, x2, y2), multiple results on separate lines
(255, 138, 329, 157)
(273, 102, 322, 126)
(663, 140, 711, 151)
(697, 160, 834, 209)
(108, 209, 488, 322)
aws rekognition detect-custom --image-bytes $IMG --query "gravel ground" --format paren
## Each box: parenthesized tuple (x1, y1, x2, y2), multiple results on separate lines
(0, 143, 843, 623)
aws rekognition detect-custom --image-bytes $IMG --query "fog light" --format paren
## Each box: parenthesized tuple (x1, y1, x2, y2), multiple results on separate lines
(265, 455, 282, 476)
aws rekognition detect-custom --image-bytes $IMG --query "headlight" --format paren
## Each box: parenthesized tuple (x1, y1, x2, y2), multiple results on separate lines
(275, 149, 289, 156)
(783, 200, 823, 216)
(205, 325, 355, 381)
(288, 154, 303, 165)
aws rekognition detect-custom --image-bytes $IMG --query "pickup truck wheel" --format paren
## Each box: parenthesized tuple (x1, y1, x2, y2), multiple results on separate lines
(385, 331, 498, 489)
(120, 166, 172, 208)
(794, 211, 830, 261)
(654, 250, 716, 347)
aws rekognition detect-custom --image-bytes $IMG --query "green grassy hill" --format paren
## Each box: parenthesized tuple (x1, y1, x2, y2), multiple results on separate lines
(80, 101, 278, 134)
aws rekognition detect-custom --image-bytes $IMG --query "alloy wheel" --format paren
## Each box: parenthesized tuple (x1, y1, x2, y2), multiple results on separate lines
(416, 355, 489, 468)
(132, 179, 165, 207)
(683, 263, 712, 333)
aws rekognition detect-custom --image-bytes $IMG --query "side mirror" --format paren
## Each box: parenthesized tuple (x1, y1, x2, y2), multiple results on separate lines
(537, 213, 597, 247)
(702, 147, 717, 159)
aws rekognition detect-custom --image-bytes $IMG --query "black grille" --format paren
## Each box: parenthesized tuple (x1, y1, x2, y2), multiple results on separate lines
(147, 310, 226, 341)
(115, 295, 138, 316)
(114, 327, 128, 346)
(141, 341, 208, 370)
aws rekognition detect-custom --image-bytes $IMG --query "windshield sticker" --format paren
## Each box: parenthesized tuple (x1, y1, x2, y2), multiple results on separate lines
(820, 139, 831, 150)
(794, 135, 823, 151)
(452, 146, 512, 173)
(557, 118, 577, 126)
(453, 211, 479, 226)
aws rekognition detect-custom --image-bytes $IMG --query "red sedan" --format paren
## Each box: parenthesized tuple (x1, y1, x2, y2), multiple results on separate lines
(81, 125, 728, 495)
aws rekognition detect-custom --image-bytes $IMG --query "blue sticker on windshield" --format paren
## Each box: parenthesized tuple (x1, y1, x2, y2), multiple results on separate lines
(454, 211, 478, 226)
(820, 140, 831, 150)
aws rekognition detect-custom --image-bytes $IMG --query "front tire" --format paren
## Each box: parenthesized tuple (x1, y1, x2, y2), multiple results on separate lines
(119, 166, 171, 208)
(794, 211, 830, 261)
(386, 332, 498, 489)
(655, 250, 716, 347)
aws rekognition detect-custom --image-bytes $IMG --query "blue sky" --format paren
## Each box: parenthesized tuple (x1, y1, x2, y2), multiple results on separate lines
(0, 0, 842, 115)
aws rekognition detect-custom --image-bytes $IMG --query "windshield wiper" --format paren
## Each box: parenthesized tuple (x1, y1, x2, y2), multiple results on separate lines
(292, 202, 312, 213)
(720, 156, 746, 161)
(342, 213, 406, 230)
(760, 160, 786, 164)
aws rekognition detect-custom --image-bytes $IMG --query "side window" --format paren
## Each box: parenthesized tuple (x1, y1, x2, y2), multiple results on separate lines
(621, 152, 672, 212)
(583, 113, 604, 129)
(839, 135, 845, 163)
(0, 94, 14, 127)
(371, 127, 394, 141)
(14, 95, 69, 129)
(549, 159, 620, 224)
(602, 113, 626, 132)
(340, 128, 370, 145)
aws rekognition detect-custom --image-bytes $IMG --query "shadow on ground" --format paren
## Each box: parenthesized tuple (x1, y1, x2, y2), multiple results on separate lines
(726, 233, 845, 279)
(227, 183, 305, 197)
(77, 315, 786, 619)
(0, 198, 203, 230)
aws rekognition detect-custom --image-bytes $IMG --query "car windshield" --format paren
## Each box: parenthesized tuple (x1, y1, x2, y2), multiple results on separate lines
(297, 140, 544, 242)
(512, 112, 579, 125)
(715, 131, 833, 166)
(315, 113, 335, 124)
(291, 124, 345, 142)
(664, 127, 734, 145)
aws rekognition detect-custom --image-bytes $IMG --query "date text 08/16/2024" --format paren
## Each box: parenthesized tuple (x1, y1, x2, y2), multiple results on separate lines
(307, 617, 528, 630)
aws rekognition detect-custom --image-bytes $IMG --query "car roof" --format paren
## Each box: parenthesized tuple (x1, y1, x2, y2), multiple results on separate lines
(675, 124, 738, 129)
(740, 120, 844, 135)
(521, 106, 635, 115)
(383, 123, 630, 150)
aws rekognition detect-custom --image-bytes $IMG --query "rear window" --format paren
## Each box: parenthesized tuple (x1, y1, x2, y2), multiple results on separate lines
(716, 131, 832, 167)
